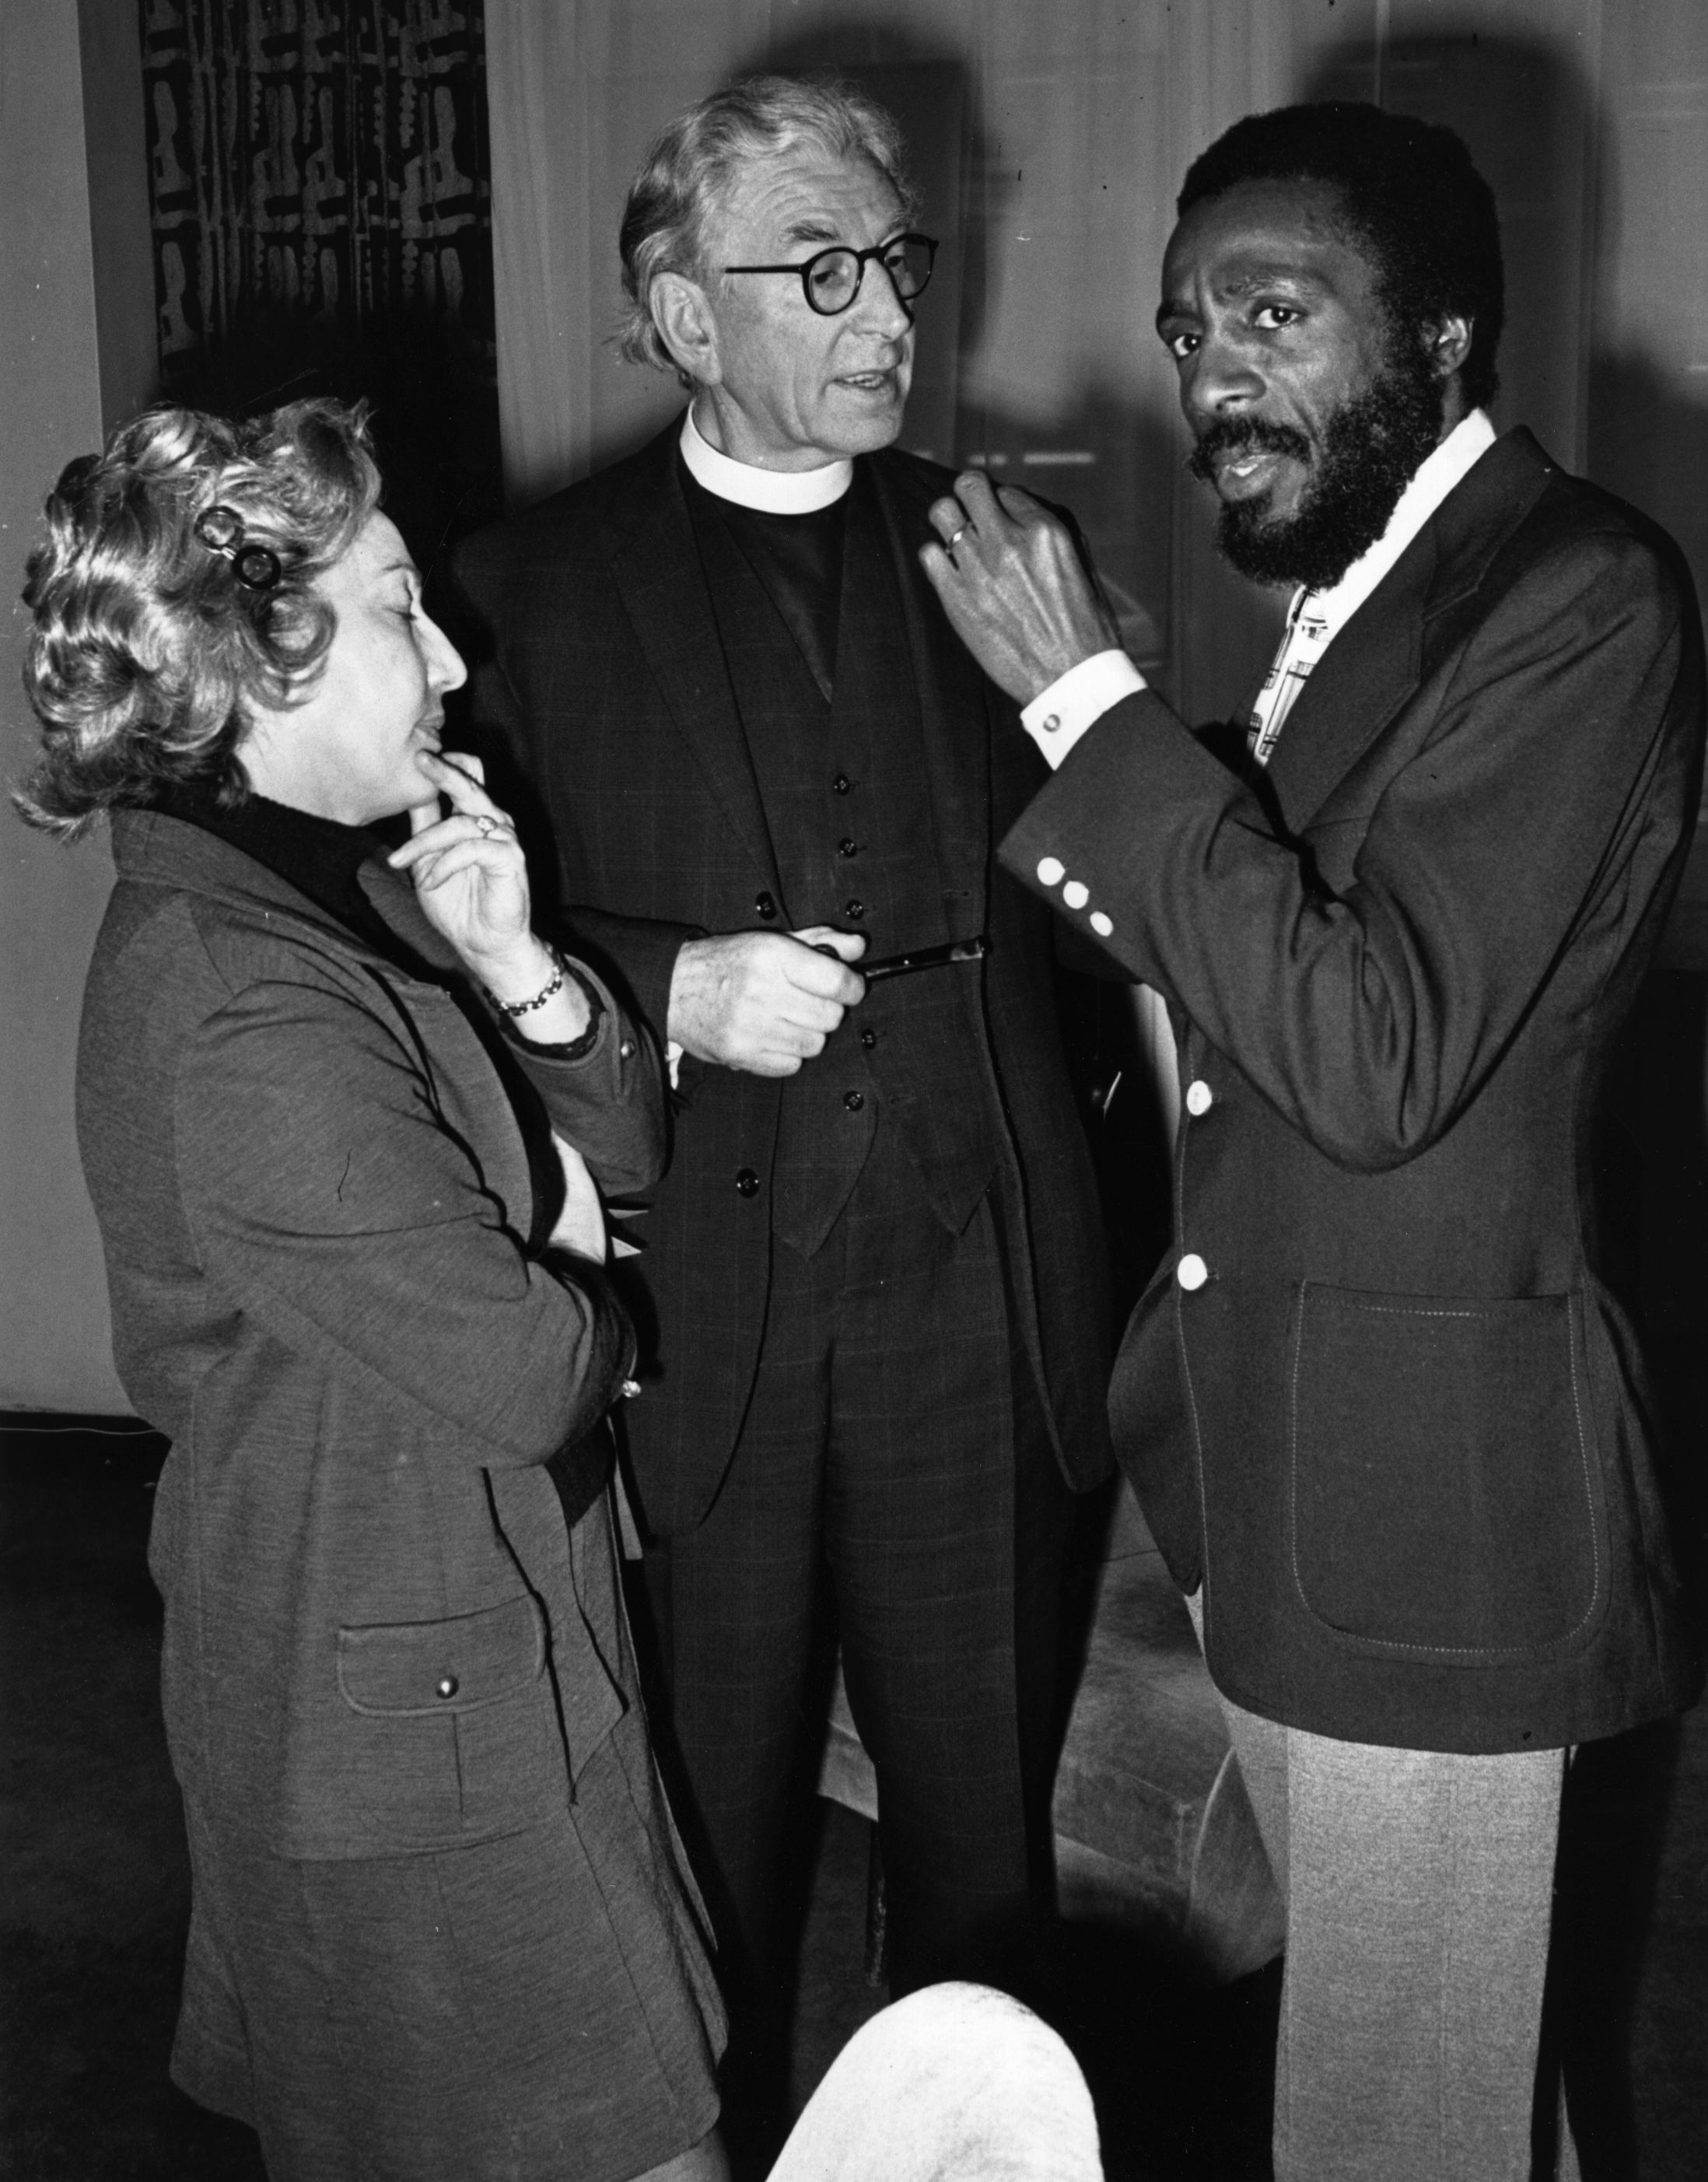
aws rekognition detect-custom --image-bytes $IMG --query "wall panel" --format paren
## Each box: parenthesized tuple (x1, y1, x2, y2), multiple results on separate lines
(1590, 0, 1708, 614)
(0, 0, 130, 1411)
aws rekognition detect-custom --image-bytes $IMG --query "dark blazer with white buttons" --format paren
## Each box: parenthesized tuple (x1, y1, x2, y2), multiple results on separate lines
(448, 422, 1112, 1532)
(1002, 429, 1705, 1753)
(78, 811, 659, 1858)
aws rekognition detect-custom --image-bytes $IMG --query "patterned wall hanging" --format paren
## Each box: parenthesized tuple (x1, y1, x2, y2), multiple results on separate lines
(138, 0, 499, 551)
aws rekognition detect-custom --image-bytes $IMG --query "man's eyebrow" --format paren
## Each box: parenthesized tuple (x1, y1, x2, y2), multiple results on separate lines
(1221, 261, 1325, 292)
(1156, 262, 1330, 327)
(779, 217, 842, 247)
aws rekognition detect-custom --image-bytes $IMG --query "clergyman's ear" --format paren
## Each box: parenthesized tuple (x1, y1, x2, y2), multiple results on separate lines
(651, 272, 720, 388)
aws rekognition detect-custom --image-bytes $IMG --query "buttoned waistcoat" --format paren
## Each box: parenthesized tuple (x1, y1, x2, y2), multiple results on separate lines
(686, 465, 1000, 1261)
(449, 425, 1113, 1532)
(77, 811, 660, 1856)
(1002, 429, 1706, 1752)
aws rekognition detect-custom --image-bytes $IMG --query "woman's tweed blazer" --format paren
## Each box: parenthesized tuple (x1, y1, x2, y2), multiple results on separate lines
(77, 810, 663, 1858)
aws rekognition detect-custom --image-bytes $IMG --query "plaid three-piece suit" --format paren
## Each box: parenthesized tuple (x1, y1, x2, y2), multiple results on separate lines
(450, 421, 1112, 1993)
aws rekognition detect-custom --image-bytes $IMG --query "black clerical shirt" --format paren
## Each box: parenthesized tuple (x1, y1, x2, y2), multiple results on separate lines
(680, 463, 846, 701)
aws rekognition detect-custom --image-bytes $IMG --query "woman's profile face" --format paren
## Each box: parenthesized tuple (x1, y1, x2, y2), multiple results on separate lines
(243, 511, 467, 826)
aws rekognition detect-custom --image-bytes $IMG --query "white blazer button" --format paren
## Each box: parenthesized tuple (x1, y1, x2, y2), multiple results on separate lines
(1090, 911, 1113, 937)
(1062, 880, 1090, 909)
(1176, 1252, 1209, 1291)
(1185, 1079, 1213, 1116)
(1037, 856, 1066, 886)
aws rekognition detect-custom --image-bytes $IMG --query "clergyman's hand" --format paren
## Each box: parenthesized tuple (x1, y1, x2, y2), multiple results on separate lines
(919, 471, 1122, 705)
(667, 926, 866, 1077)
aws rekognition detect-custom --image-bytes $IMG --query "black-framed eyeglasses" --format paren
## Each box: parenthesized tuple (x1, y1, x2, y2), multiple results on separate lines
(722, 233, 938, 317)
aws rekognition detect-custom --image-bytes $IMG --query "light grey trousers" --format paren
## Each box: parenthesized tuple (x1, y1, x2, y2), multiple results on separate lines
(1188, 1595, 1580, 2182)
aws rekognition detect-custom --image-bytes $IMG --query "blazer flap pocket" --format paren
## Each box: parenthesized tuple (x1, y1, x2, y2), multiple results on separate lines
(337, 1594, 548, 1717)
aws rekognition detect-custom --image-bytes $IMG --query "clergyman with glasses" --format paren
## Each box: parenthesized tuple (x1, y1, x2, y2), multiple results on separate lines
(449, 74, 1112, 2141)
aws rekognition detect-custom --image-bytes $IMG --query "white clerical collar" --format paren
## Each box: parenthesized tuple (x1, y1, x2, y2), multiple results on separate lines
(679, 404, 853, 513)
(1307, 408, 1499, 629)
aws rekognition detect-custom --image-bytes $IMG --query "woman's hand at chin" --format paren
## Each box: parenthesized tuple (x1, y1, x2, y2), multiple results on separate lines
(387, 750, 590, 1043)
(388, 748, 529, 958)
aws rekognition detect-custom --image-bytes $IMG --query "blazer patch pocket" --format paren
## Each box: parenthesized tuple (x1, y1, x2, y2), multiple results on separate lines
(337, 1594, 548, 1716)
(1289, 1284, 1605, 1658)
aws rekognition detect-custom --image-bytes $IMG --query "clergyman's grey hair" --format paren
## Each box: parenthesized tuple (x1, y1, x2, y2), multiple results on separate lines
(618, 75, 922, 381)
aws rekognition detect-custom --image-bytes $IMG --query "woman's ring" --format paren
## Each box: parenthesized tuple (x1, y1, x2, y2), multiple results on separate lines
(475, 814, 498, 838)
(945, 522, 971, 553)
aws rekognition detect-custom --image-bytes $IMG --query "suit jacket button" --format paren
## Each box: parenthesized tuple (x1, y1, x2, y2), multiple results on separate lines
(1176, 1252, 1209, 1291)
(838, 839, 858, 857)
(735, 1168, 761, 1197)
(436, 1676, 459, 1700)
(1185, 1080, 1213, 1116)
(843, 1090, 865, 1112)
(832, 772, 852, 793)
(755, 892, 778, 919)
(860, 1029, 877, 1049)
(845, 898, 864, 919)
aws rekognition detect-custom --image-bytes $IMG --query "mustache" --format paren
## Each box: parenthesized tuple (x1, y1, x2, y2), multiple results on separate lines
(1187, 416, 1313, 483)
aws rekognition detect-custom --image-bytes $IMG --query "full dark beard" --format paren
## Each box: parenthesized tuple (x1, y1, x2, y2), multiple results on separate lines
(1192, 344, 1447, 591)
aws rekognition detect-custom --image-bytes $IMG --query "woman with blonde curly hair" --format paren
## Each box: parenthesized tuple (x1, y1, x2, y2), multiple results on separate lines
(16, 400, 726, 2182)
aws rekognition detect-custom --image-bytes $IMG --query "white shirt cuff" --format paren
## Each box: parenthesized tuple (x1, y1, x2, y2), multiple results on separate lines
(1020, 650, 1146, 768)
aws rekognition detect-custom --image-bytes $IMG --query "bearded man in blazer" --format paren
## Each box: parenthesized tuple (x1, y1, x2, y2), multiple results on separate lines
(922, 103, 1703, 2182)
(450, 75, 1111, 2065)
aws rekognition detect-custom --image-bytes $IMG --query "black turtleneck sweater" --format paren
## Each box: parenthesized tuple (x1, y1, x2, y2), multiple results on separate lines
(153, 779, 425, 970)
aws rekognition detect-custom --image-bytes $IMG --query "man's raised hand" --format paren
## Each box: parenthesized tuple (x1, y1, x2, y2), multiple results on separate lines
(667, 926, 867, 1077)
(919, 471, 1122, 704)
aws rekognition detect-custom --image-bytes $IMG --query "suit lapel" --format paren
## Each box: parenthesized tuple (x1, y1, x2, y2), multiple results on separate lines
(867, 452, 991, 921)
(1262, 544, 1430, 834)
(604, 427, 780, 888)
(1262, 428, 1557, 836)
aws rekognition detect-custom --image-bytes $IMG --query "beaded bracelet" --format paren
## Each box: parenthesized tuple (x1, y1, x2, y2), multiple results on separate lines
(485, 944, 567, 1017)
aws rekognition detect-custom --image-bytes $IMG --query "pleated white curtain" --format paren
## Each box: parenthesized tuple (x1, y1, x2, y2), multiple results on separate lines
(483, 0, 1304, 719)
(483, 0, 1708, 755)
